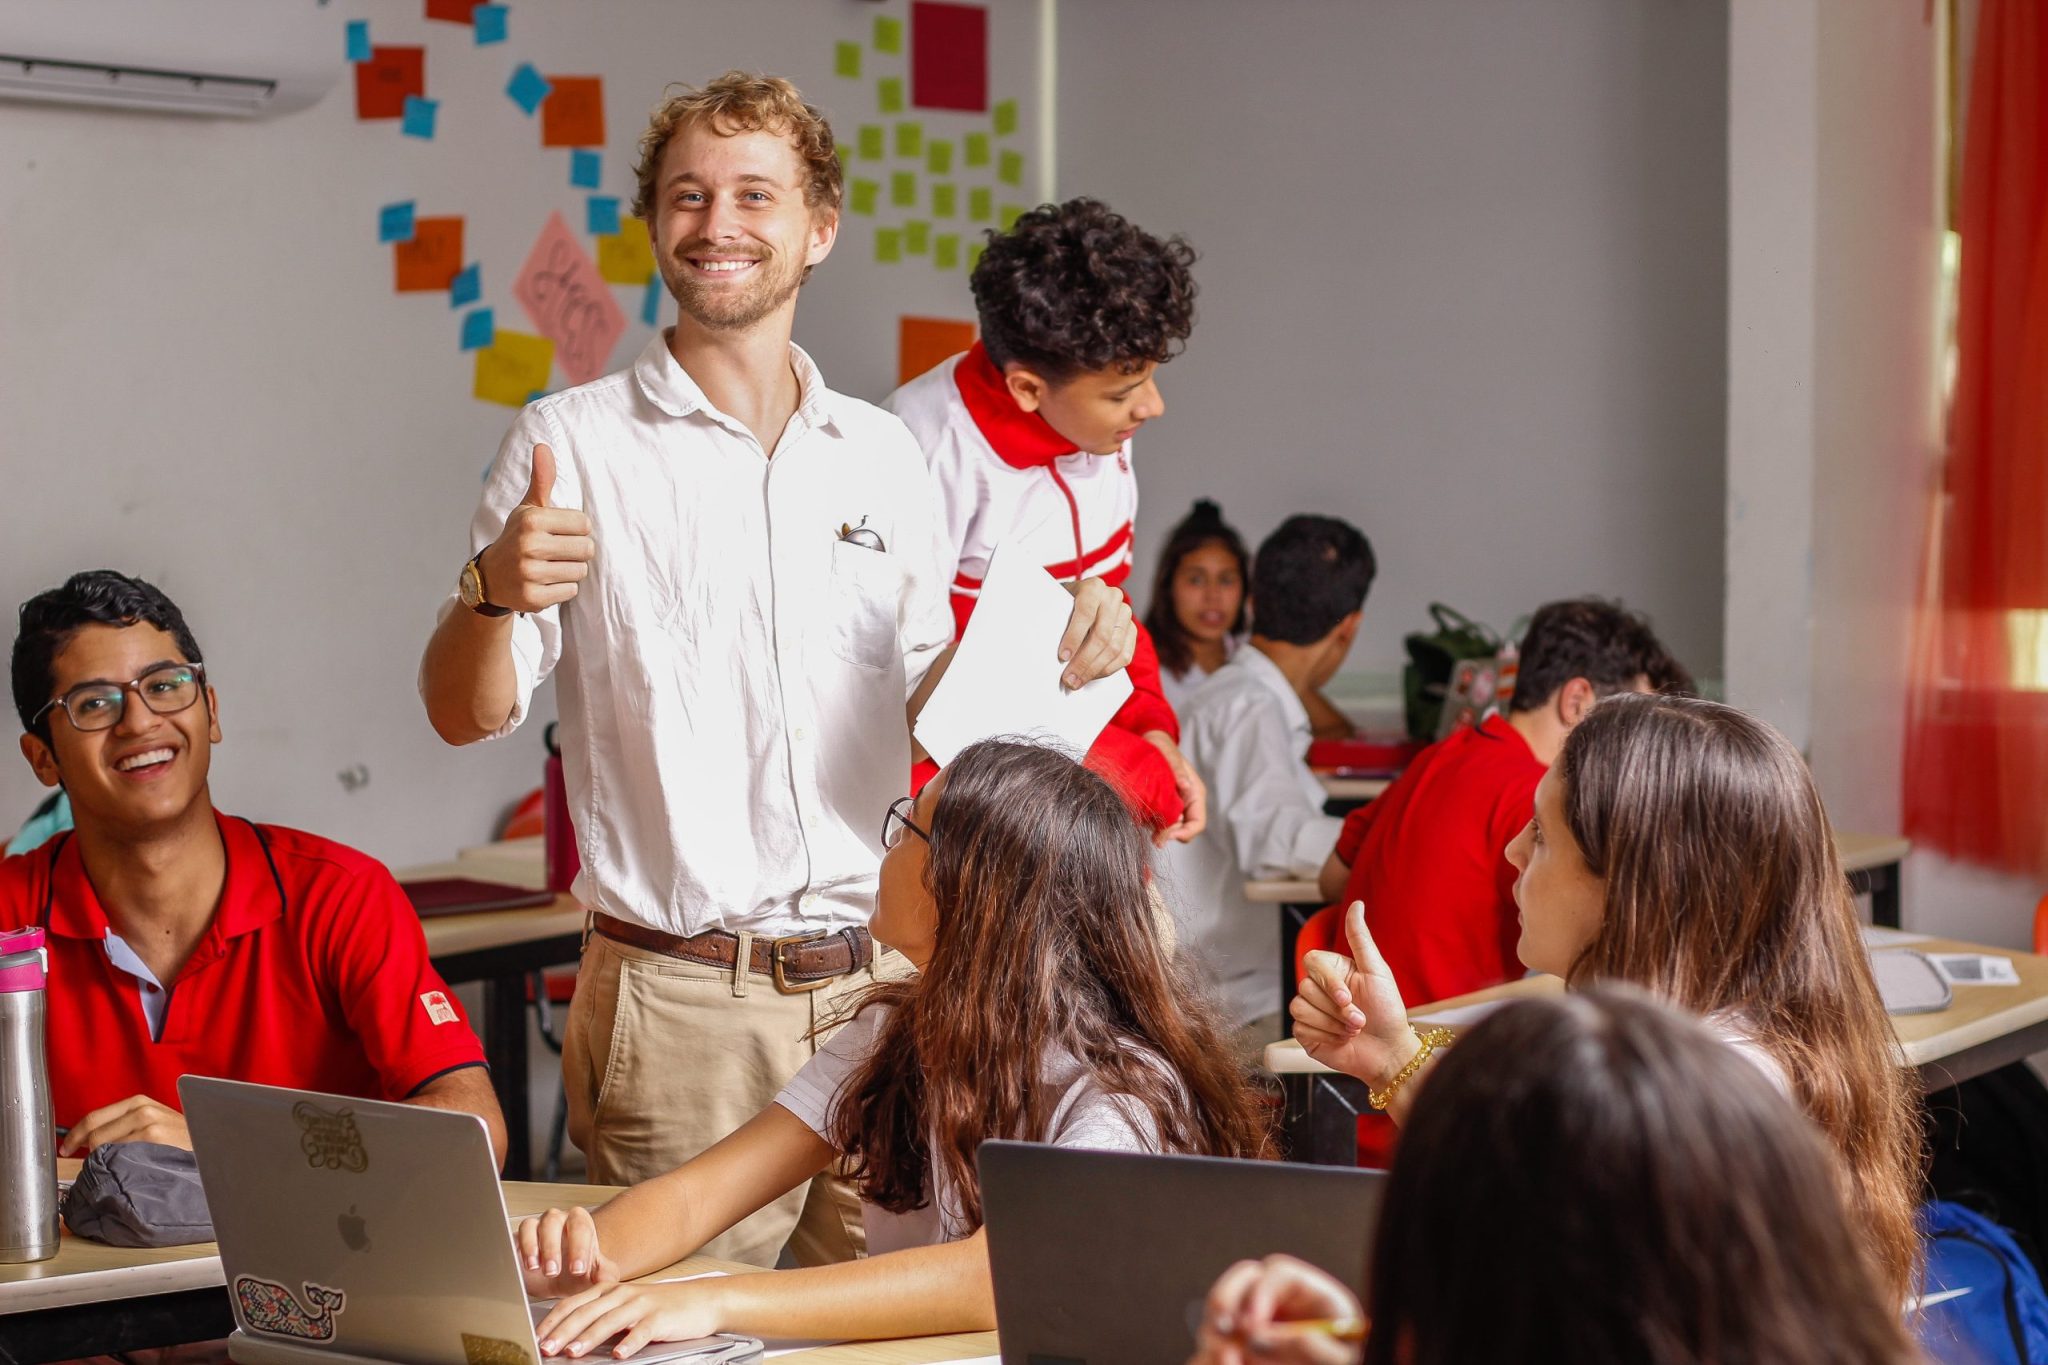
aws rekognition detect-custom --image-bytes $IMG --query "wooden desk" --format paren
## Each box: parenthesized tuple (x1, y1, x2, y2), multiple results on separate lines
(1315, 773, 1390, 807)
(1838, 831, 1912, 929)
(1267, 933, 2048, 1167)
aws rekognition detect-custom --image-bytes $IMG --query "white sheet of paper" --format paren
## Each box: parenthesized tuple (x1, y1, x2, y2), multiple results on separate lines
(1862, 925, 1933, 948)
(1929, 953, 2021, 986)
(1411, 999, 1511, 1029)
(913, 547, 1134, 766)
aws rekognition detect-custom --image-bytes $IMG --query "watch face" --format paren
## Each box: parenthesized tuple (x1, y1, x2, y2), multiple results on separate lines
(458, 561, 484, 608)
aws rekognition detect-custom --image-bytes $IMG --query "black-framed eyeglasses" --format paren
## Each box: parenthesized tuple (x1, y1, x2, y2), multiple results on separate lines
(881, 795, 930, 850)
(31, 662, 207, 733)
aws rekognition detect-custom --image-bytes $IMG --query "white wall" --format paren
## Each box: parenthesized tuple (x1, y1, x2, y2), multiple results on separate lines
(1056, 0, 1730, 686)
(0, 0, 1044, 866)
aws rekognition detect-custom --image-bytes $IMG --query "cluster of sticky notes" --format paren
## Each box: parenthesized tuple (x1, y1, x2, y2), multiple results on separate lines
(475, 330, 555, 408)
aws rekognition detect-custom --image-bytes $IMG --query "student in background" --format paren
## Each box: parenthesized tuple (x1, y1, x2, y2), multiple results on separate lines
(1161, 516, 1374, 1042)
(514, 741, 1268, 1350)
(885, 198, 1206, 845)
(1299, 598, 1688, 1008)
(1144, 499, 1249, 713)
(3, 572, 506, 1161)
(1293, 694, 1923, 1303)
(1192, 989, 1920, 1365)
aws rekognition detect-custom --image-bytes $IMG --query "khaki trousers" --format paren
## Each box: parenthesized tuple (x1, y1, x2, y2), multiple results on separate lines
(561, 928, 905, 1268)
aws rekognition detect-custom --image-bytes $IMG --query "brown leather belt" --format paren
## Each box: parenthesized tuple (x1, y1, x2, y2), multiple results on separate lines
(592, 913, 872, 993)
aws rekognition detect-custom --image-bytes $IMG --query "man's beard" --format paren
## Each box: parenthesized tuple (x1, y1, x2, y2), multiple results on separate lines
(659, 244, 804, 331)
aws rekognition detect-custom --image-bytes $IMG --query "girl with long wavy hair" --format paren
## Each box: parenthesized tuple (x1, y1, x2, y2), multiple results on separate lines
(514, 739, 1270, 1352)
(1291, 694, 1923, 1303)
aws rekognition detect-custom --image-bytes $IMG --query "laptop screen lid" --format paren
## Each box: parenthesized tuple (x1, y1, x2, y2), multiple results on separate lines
(977, 1141, 1385, 1365)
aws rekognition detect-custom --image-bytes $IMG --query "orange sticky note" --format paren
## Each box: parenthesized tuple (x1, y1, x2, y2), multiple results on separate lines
(354, 46, 424, 120)
(898, 316, 977, 386)
(474, 330, 555, 407)
(541, 76, 605, 148)
(394, 216, 464, 292)
(596, 217, 657, 286)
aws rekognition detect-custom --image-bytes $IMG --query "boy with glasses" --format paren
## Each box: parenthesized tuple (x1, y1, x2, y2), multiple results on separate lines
(2, 570, 506, 1160)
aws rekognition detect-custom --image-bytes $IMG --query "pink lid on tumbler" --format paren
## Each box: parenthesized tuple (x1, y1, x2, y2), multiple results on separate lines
(0, 928, 46, 992)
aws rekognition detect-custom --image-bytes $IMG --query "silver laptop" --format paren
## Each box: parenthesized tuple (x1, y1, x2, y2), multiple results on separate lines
(180, 1077, 760, 1365)
(979, 1141, 1386, 1365)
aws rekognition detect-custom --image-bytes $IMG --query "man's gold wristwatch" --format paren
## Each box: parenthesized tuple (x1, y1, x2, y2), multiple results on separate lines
(458, 553, 512, 618)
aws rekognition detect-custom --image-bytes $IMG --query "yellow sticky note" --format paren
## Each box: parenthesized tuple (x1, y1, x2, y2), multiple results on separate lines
(891, 171, 918, 207)
(878, 76, 904, 113)
(874, 15, 902, 53)
(858, 124, 884, 160)
(926, 140, 953, 175)
(895, 122, 923, 158)
(905, 220, 930, 254)
(934, 233, 960, 270)
(993, 99, 1018, 136)
(969, 187, 993, 222)
(474, 330, 554, 407)
(876, 228, 902, 264)
(999, 149, 1024, 187)
(850, 179, 879, 216)
(1000, 203, 1025, 230)
(964, 132, 990, 167)
(596, 217, 656, 286)
(932, 183, 957, 218)
(835, 41, 861, 79)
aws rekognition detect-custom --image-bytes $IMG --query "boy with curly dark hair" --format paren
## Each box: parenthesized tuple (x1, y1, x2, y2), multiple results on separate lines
(885, 198, 1204, 842)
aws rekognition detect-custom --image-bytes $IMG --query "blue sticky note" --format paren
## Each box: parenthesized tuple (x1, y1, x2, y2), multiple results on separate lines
(507, 63, 551, 116)
(570, 149, 602, 190)
(461, 308, 495, 351)
(345, 20, 371, 62)
(526, 390, 550, 404)
(641, 275, 662, 327)
(587, 195, 622, 237)
(448, 262, 481, 308)
(472, 4, 507, 44)
(401, 95, 438, 140)
(377, 201, 416, 243)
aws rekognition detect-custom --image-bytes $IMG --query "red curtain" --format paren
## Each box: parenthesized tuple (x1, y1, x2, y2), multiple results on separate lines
(1905, 0, 2048, 879)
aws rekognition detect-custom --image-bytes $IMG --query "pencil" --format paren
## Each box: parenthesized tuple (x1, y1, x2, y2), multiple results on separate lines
(1265, 1316, 1369, 1343)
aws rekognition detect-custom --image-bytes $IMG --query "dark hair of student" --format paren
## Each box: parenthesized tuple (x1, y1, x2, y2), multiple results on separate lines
(1507, 597, 1692, 712)
(1247, 516, 1375, 647)
(970, 198, 1197, 380)
(1364, 989, 1920, 1365)
(13, 571, 205, 737)
(1557, 694, 1923, 1303)
(1143, 499, 1250, 678)
(827, 740, 1271, 1227)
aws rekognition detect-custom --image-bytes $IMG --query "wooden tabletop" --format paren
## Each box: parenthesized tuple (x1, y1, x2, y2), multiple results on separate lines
(1315, 774, 1391, 802)
(394, 852, 586, 960)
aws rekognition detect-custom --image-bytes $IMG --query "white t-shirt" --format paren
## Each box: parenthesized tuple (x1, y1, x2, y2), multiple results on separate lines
(1159, 636, 1239, 715)
(773, 1004, 1166, 1254)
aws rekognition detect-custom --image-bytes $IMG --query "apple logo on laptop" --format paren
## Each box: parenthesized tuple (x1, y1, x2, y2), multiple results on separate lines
(338, 1205, 371, 1252)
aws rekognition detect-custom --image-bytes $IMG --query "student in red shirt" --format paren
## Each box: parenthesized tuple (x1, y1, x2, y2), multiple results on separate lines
(885, 198, 1204, 842)
(1298, 599, 1690, 1007)
(4, 571, 506, 1161)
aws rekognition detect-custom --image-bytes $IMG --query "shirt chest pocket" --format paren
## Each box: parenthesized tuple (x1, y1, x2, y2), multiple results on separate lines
(827, 539, 904, 672)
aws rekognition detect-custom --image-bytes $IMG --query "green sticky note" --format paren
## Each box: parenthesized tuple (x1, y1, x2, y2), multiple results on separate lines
(932, 183, 957, 218)
(999, 149, 1024, 186)
(835, 41, 861, 79)
(835, 145, 850, 167)
(904, 220, 930, 254)
(968, 242, 986, 274)
(935, 233, 960, 270)
(969, 186, 993, 222)
(1001, 203, 1025, 230)
(876, 228, 902, 263)
(858, 124, 884, 160)
(874, 15, 903, 53)
(993, 99, 1018, 136)
(850, 179, 879, 215)
(891, 170, 918, 207)
(926, 140, 953, 175)
(895, 121, 923, 158)
(878, 76, 904, 113)
(964, 132, 991, 167)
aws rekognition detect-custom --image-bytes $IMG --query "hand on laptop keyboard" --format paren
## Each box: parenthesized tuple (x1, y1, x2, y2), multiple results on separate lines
(536, 1279, 730, 1360)
(517, 1206, 622, 1299)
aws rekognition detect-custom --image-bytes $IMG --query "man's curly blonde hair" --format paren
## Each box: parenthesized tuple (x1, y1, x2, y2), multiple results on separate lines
(632, 71, 843, 225)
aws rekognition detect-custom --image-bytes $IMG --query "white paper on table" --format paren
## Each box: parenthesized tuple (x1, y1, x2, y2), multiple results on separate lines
(1928, 953, 2021, 986)
(913, 546, 1134, 767)
(1862, 926, 1933, 948)
(1411, 999, 1510, 1030)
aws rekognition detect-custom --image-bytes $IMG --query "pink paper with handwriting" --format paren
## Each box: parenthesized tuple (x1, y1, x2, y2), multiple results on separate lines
(512, 211, 626, 386)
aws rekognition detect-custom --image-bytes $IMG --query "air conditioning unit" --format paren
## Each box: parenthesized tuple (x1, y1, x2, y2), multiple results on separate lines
(0, 0, 337, 118)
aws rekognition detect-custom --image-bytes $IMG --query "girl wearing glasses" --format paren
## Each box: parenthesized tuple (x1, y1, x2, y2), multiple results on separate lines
(516, 739, 1269, 1352)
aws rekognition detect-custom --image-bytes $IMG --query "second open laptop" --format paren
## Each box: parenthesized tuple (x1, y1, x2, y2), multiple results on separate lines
(180, 1076, 761, 1365)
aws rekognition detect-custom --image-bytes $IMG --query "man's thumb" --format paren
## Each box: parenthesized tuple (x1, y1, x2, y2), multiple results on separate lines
(521, 444, 556, 508)
(1343, 900, 1385, 976)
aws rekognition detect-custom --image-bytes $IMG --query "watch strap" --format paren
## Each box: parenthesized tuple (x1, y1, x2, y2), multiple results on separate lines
(466, 553, 513, 618)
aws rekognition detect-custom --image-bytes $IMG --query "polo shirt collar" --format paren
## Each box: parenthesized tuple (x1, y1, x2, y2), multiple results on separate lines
(952, 341, 1079, 470)
(1478, 711, 1537, 759)
(633, 330, 844, 436)
(44, 810, 283, 944)
(1235, 646, 1313, 738)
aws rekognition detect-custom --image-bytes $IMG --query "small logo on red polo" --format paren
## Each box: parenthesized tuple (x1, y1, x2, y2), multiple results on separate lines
(420, 991, 457, 1025)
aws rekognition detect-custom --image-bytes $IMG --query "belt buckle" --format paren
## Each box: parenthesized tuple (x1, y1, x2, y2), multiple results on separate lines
(771, 932, 837, 993)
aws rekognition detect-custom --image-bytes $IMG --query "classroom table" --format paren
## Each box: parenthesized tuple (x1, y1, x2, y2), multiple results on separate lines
(1264, 931, 2048, 1167)
(1315, 772, 1390, 808)
(0, 1175, 999, 1365)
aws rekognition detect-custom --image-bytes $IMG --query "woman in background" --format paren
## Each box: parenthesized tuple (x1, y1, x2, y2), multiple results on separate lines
(1146, 499, 1250, 713)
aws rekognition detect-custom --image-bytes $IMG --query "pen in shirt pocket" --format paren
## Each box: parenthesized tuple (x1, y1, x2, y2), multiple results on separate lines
(838, 516, 886, 552)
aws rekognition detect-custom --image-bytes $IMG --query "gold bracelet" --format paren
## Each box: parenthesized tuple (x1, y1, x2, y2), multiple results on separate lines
(1368, 1027, 1453, 1111)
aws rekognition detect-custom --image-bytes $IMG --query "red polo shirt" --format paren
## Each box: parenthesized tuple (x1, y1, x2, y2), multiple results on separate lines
(0, 812, 486, 1128)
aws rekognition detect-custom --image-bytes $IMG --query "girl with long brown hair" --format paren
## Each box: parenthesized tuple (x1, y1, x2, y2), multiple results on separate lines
(1292, 693, 1923, 1302)
(514, 739, 1269, 1352)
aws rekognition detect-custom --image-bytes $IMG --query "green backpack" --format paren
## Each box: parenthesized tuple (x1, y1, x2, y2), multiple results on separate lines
(1402, 604, 1502, 742)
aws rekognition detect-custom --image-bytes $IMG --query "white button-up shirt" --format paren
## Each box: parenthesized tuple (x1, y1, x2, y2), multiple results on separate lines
(444, 335, 953, 938)
(1157, 647, 1343, 1026)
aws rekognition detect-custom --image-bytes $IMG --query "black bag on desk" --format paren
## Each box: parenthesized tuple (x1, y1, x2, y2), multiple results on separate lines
(62, 1141, 214, 1247)
(1402, 604, 1501, 742)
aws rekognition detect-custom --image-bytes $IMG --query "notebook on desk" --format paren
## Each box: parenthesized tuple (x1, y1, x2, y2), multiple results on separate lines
(401, 877, 557, 918)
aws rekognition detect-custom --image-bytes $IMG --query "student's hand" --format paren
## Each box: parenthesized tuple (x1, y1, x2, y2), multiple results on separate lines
(535, 1278, 727, 1359)
(1058, 577, 1138, 691)
(1291, 901, 1419, 1090)
(477, 443, 596, 613)
(1191, 1255, 1364, 1365)
(516, 1207, 622, 1299)
(59, 1095, 191, 1156)
(1144, 731, 1208, 845)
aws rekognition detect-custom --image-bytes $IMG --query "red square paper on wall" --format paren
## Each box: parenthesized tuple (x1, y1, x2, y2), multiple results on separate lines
(541, 77, 606, 148)
(910, 2, 988, 113)
(425, 0, 484, 22)
(394, 217, 465, 292)
(354, 46, 424, 121)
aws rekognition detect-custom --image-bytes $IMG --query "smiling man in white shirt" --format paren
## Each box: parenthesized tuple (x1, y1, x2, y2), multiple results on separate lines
(418, 72, 1134, 1269)
(1159, 515, 1375, 1046)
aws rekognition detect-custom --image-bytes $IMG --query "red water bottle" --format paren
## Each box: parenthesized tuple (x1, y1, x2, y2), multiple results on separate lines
(543, 722, 580, 895)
